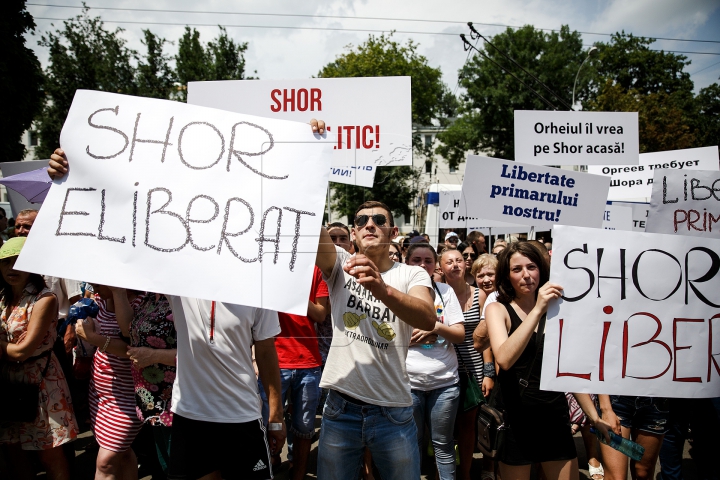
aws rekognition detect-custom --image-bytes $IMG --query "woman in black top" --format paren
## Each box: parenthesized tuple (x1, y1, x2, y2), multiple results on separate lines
(485, 241, 577, 480)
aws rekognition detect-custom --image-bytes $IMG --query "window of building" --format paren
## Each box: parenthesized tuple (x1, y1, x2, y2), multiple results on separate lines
(404, 212, 411, 225)
(29, 131, 38, 146)
(424, 134, 433, 147)
(449, 165, 456, 173)
(425, 160, 432, 173)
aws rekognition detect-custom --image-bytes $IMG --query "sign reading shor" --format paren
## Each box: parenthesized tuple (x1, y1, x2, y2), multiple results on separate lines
(16, 90, 332, 315)
(188, 77, 411, 168)
(458, 155, 610, 229)
(514, 110, 639, 166)
(541, 226, 720, 398)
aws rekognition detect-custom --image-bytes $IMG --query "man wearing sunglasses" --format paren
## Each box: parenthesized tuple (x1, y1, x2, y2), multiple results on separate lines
(313, 198, 436, 480)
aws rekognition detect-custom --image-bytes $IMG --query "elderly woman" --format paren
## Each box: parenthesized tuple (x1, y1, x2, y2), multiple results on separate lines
(0, 237, 79, 480)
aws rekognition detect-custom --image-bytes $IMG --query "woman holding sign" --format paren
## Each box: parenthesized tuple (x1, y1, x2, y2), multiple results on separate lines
(485, 242, 578, 480)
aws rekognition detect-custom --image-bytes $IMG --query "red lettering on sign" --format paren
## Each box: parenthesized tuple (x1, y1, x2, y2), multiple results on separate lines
(556, 318, 591, 380)
(673, 318, 703, 383)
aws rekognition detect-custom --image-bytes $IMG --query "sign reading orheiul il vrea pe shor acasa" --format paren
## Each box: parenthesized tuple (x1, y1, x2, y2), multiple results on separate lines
(188, 78, 412, 169)
(514, 110, 639, 166)
(458, 155, 610, 229)
(14, 90, 332, 316)
(541, 225, 720, 398)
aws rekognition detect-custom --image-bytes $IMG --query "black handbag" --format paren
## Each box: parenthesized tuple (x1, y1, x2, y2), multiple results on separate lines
(0, 350, 52, 423)
(476, 312, 546, 459)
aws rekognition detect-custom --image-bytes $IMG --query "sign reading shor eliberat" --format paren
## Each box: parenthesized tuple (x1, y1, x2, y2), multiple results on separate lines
(16, 90, 332, 315)
(188, 77, 411, 169)
(541, 226, 720, 398)
(514, 110, 639, 166)
(457, 155, 610, 229)
(645, 168, 720, 239)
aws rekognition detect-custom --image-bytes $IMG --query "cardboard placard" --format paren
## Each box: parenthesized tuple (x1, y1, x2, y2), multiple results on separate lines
(588, 146, 720, 201)
(541, 225, 720, 398)
(458, 155, 610, 229)
(188, 77, 412, 167)
(514, 110, 639, 165)
(16, 90, 332, 315)
(608, 201, 649, 232)
(602, 205, 633, 231)
(646, 169, 720, 239)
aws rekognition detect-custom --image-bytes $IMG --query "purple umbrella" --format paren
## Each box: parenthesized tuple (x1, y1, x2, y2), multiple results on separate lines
(0, 167, 52, 204)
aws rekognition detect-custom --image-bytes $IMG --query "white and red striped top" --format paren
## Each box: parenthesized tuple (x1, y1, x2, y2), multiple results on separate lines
(88, 297, 142, 453)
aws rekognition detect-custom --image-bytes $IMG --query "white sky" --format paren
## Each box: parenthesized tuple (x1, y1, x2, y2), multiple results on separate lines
(25, 0, 720, 95)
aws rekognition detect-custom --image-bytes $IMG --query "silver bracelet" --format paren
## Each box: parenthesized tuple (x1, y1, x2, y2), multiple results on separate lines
(100, 336, 111, 353)
(268, 422, 283, 431)
(483, 362, 496, 378)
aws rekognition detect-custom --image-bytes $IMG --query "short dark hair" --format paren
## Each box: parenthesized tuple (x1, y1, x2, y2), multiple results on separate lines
(327, 222, 350, 236)
(495, 241, 549, 304)
(404, 242, 437, 264)
(353, 201, 394, 227)
(466, 231, 485, 243)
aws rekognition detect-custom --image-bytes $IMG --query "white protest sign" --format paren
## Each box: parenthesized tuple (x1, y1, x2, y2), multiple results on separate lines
(329, 165, 376, 187)
(588, 146, 719, 201)
(188, 78, 412, 167)
(440, 189, 530, 233)
(514, 111, 639, 165)
(541, 225, 720, 398)
(602, 205, 633, 231)
(645, 169, 720, 239)
(458, 155, 610, 229)
(609, 201, 649, 232)
(16, 90, 332, 315)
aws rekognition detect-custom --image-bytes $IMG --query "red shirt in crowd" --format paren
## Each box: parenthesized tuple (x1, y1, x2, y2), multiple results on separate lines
(275, 266, 329, 369)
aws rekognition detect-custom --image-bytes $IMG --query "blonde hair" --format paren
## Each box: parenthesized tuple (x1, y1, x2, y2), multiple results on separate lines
(471, 253, 498, 277)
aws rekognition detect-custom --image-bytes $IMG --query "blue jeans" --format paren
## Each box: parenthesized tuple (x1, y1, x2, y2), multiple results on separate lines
(412, 384, 460, 480)
(317, 390, 420, 480)
(280, 367, 322, 438)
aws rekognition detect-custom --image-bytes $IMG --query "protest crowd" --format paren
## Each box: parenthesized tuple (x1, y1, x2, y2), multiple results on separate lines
(0, 106, 715, 480)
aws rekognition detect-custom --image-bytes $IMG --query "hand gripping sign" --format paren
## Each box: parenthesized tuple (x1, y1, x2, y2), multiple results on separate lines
(16, 90, 333, 315)
(541, 226, 720, 398)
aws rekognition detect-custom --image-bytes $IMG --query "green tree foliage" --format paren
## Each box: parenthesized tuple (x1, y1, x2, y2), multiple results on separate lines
(175, 26, 250, 101)
(694, 83, 720, 149)
(1, 1, 45, 161)
(436, 26, 585, 165)
(318, 33, 450, 220)
(136, 30, 175, 99)
(36, 8, 137, 158)
(590, 81, 695, 152)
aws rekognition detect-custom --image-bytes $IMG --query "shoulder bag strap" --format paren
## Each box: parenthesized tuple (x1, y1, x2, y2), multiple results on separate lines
(517, 313, 546, 399)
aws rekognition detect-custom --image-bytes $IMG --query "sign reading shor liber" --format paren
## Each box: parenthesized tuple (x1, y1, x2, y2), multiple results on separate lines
(15, 90, 332, 316)
(588, 146, 719, 201)
(188, 77, 412, 169)
(645, 169, 720, 239)
(458, 155, 610, 229)
(514, 110, 639, 166)
(541, 226, 720, 398)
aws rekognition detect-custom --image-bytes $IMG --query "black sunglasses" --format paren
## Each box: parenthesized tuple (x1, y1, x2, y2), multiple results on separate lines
(462, 253, 477, 260)
(354, 214, 388, 228)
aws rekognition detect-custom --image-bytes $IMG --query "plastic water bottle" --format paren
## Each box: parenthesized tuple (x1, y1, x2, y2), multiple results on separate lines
(421, 335, 446, 349)
(592, 428, 645, 461)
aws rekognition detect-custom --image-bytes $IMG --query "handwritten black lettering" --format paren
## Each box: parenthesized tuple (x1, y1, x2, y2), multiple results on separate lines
(86, 107, 129, 160)
(56, 188, 97, 237)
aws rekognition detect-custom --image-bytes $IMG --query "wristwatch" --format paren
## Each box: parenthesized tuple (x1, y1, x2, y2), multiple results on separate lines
(268, 422, 283, 431)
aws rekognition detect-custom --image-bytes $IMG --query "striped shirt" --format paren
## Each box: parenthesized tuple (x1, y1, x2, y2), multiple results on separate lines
(454, 288, 484, 389)
(88, 298, 142, 453)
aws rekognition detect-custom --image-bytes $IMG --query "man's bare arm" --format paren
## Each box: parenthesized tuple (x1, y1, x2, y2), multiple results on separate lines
(316, 227, 337, 278)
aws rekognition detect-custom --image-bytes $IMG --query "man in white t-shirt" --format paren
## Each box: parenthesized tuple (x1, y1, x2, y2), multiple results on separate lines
(167, 298, 286, 480)
(313, 194, 437, 480)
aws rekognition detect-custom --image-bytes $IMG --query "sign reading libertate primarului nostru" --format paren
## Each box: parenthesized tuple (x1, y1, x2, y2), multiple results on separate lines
(645, 169, 720, 239)
(514, 110, 639, 166)
(439, 189, 531, 233)
(541, 225, 720, 398)
(458, 155, 610, 229)
(588, 146, 719, 201)
(15, 90, 332, 315)
(188, 77, 412, 169)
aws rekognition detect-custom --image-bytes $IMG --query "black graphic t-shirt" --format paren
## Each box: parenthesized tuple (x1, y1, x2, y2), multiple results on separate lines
(319, 247, 432, 407)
